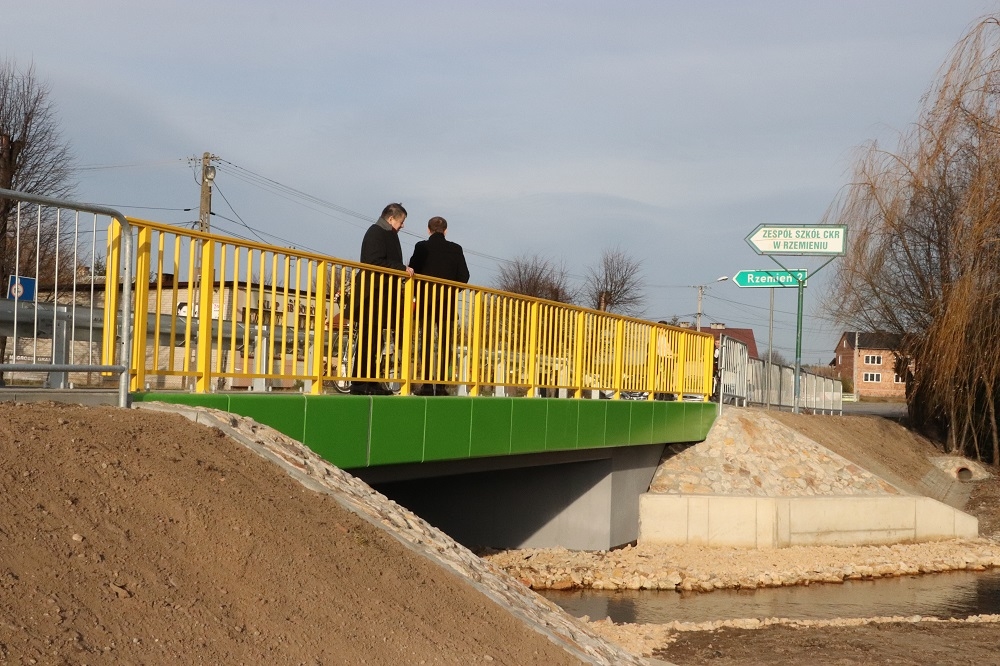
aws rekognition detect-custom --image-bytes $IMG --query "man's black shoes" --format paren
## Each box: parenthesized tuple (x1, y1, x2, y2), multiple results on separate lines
(349, 382, 374, 395)
(350, 382, 395, 396)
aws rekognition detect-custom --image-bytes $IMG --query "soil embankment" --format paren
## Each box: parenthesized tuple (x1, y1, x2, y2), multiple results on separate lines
(0, 401, 633, 665)
(5, 401, 1000, 665)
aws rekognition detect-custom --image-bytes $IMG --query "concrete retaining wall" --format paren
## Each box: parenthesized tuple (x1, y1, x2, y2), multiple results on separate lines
(638, 494, 978, 549)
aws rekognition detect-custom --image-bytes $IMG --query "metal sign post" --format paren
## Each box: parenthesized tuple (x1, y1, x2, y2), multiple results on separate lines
(744, 225, 847, 413)
(733, 270, 808, 409)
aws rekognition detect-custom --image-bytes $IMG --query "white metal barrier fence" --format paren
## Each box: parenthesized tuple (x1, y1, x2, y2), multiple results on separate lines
(718, 334, 842, 414)
(0, 188, 133, 407)
(718, 334, 749, 406)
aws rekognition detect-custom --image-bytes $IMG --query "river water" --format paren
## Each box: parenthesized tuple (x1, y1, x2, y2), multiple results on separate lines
(543, 570, 1000, 624)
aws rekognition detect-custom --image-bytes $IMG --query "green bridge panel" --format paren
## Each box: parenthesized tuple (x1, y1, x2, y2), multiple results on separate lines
(131, 393, 717, 470)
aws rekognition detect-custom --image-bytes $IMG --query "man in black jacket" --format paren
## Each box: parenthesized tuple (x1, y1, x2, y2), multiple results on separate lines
(350, 203, 413, 395)
(408, 216, 470, 395)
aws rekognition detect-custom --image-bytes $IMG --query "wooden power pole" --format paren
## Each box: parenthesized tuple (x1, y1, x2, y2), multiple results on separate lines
(198, 152, 215, 233)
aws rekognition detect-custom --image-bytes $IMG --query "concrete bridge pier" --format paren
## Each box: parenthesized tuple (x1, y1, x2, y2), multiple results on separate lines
(355, 444, 668, 551)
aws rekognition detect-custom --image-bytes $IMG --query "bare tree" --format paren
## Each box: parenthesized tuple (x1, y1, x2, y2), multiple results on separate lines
(762, 348, 789, 367)
(583, 246, 645, 315)
(494, 253, 576, 303)
(0, 60, 76, 276)
(823, 16, 1000, 460)
(0, 60, 76, 379)
(0, 59, 75, 223)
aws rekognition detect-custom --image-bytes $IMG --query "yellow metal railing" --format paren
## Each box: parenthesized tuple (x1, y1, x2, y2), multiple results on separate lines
(114, 218, 715, 399)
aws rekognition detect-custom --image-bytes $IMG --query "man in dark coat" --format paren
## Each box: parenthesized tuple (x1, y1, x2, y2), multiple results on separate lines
(408, 216, 470, 395)
(350, 203, 413, 395)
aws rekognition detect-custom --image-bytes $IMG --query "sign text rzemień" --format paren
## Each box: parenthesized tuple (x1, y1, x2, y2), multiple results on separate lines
(732, 269, 807, 288)
(745, 225, 847, 256)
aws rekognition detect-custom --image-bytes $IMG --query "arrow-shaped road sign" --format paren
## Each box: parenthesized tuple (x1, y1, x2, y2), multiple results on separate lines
(732, 269, 808, 288)
(745, 225, 847, 255)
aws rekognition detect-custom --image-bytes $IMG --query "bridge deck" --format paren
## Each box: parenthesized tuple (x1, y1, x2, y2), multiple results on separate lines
(132, 392, 716, 469)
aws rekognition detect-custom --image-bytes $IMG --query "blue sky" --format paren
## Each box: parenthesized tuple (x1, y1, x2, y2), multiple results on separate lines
(9, 1, 997, 362)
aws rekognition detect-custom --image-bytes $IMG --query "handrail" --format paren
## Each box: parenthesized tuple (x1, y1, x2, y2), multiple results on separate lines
(117, 216, 715, 399)
(0, 188, 133, 407)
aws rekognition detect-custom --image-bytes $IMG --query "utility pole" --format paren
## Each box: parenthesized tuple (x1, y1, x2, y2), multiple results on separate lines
(695, 276, 728, 332)
(192, 153, 216, 317)
(198, 152, 216, 233)
(695, 285, 705, 332)
(766, 286, 774, 409)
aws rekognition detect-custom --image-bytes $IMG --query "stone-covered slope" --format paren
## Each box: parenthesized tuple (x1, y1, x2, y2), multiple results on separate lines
(649, 409, 901, 497)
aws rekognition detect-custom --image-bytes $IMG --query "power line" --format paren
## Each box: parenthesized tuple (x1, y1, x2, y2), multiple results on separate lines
(215, 159, 523, 270)
(73, 158, 188, 172)
(78, 156, 842, 338)
(101, 204, 195, 212)
(212, 182, 267, 244)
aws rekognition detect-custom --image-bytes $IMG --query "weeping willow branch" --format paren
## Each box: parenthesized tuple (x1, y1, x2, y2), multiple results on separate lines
(824, 16, 1000, 459)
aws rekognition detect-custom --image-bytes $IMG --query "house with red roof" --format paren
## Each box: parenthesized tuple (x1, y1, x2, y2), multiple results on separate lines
(678, 322, 760, 359)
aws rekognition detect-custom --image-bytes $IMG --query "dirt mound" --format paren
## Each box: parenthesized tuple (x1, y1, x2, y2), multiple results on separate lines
(766, 410, 943, 493)
(0, 402, 583, 665)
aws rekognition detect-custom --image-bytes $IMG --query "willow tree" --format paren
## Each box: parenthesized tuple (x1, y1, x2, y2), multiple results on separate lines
(825, 17, 1000, 460)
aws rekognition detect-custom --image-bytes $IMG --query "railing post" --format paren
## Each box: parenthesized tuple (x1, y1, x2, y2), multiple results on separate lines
(612, 318, 625, 399)
(309, 261, 327, 394)
(526, 301, 540, 397)
(399, 275, 414, 396)
(674, 331, 687, 397)
(194, 238, 215, 393)
(130, 226, 152, 392)
(468, 291, 483, 396)
(102, 219, 122, 370)
(572, 311, 586, 398)
(645, 325, 658, 400)
(703, 334, 714, 402)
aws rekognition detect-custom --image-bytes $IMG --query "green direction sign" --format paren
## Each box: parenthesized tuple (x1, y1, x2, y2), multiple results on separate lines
(745, 224, 847, 255)
(732, 268, 808, 288)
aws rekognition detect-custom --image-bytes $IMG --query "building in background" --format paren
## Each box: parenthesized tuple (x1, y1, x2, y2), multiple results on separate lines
(678, 322, 759, 359)
(831, 331, 907, 399)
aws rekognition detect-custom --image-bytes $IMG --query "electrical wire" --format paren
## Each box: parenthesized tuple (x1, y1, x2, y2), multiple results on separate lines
(83, 154, 846, 356)
(101, 205, 195, 212)
(215, 159, 528, 270)
(73, 158, 188, 172)
(212, 182, 268, 244)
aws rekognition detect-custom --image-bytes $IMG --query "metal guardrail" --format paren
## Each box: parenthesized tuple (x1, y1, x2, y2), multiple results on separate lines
(117, 216, 716, 398)
(718, 334, 750, 406)
(0, 188, 132, 407)
(0, 192, 715, 401)
(718, 334, 843, 414)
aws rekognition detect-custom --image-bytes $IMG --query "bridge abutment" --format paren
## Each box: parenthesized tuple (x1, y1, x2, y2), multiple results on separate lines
(358, 444, 667, 550)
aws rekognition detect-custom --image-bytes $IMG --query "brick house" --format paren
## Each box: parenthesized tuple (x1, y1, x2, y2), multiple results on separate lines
(831, 331, 907, 399)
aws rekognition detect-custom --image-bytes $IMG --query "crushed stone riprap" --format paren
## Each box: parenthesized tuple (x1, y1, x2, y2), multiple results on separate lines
(483, 540, 1000, 592)
(649, 409, 902, 496)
